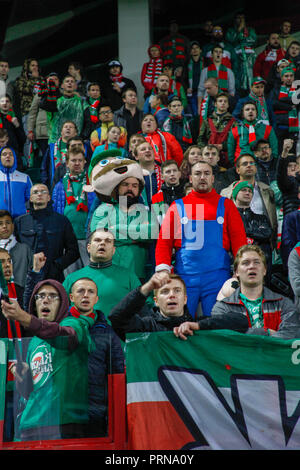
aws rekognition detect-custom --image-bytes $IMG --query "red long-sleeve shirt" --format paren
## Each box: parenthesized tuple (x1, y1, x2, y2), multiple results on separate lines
(155, 189, 247, 270)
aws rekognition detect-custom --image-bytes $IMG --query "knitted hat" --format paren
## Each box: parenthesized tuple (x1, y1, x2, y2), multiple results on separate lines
(281, 66, 295, 77)
(232, 181, 254, 200)
(251, 76, 266, 86)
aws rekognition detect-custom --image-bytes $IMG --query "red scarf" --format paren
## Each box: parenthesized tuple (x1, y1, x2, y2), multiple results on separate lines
(69, 305, 96, 321)
(6, 280, 22, 339)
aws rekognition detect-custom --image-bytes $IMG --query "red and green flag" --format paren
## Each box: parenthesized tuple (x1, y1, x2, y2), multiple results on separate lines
(126, 330, 300, 450)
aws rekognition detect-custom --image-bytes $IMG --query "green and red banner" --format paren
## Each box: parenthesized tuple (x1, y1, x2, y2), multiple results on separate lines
(126, 330, 300, 450)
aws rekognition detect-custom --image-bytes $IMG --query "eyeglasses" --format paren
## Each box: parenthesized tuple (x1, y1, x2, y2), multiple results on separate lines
(239, 161, 256, 167)
(100, 110, 112, 115)
(32, 190, 48, 195)
(35, 293, 60, 302)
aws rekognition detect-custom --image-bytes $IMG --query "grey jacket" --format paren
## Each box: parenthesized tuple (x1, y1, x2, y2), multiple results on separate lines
(211, 286, 300, 339)
(288, 245, 300, 310)
(27, 94, 49, 140)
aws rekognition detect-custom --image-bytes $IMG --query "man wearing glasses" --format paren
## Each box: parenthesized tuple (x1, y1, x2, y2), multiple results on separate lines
(90, 103, 126, 152)
(1, 274, 96, 441)
(14, 183, 79, 282)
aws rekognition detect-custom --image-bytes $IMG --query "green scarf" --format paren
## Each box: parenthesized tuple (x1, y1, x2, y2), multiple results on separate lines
(207, 63, 229, 91)
(62, 169, 88, 212)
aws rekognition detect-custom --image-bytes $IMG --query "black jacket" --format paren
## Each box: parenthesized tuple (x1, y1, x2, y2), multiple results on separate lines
(14, 202, 79, 282)
(160, 181, 186, 207)
(109, 287, 194, 342)
(87, 310, 124, 435)
(277, 157, 300, 217)
(237, 207, 273, 244)
(255, 157, 279, 186)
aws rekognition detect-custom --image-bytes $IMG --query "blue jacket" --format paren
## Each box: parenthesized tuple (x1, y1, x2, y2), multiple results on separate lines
(41, 141, 92, 188)
(232, 94, 277, 129)
(0, 146, 32, 219)
(52, 178, 96, 215)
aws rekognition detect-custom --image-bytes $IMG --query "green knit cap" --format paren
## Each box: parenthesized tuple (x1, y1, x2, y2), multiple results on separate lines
(232, 181, 254, 200)
(281, 66, 295, 77)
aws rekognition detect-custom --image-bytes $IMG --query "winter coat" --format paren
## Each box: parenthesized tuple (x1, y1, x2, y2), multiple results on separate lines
(109, 286, 195, 342)
(87, 310, 124, 430)
(277, 157, 300, 217)
(14, 202, 80, 282)
(211, 286, 300, 339)
(0, 146, 32, 218)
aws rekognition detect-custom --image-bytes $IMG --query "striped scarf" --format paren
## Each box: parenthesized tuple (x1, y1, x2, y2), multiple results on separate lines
(207, 63, 229, 91)
(111, 73, 126, 88)
(53, 138, 67, 168)
(0, 108, 16, 128)
(243, 121, 257, 143)
(62, 169, 89, 212)
(6, 280, 22, 339)
(278, 85, 299, 132)
(249, 91, 269, 123)
(88, 98, 100, 124)
(144, 58, 163, 83)
(199, 94, 211, 127)
(163, 115, 193, 144)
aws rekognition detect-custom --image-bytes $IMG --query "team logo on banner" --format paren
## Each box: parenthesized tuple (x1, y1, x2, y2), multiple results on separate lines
(30, 344, 53, 386)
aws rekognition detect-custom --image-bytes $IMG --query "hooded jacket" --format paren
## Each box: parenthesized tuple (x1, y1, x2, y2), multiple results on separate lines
(0, 146, 32, 218)
(141, 44, 163, 96)
(17, 277, 96, 439)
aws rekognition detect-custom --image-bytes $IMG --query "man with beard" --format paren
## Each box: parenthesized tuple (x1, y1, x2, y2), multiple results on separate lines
(155, 160, 246, 318)
(89, 154, 159, 281)
(253, 33, 286, 81)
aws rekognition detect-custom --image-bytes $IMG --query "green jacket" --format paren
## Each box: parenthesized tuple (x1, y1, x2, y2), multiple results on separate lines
(197, 111, 236, 151)
(227, 119, 278, 165)
(63, 263, 141, 322)
(18, 314, 95, 433)
(90, 202, 159, 280)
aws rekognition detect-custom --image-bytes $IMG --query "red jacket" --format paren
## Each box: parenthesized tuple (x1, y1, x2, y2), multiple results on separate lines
(143, 129, 184, 167)
(155, 189, 247, 269)
(253, 47, 286, 80)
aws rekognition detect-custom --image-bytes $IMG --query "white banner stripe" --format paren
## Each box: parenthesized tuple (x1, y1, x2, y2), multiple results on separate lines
(127, 381, 168, 405)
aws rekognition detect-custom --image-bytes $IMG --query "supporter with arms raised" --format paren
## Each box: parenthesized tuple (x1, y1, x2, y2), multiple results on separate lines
(109, 271, 194, 342)
(174, 245, 300, 340)
(1, 273, 95, 441)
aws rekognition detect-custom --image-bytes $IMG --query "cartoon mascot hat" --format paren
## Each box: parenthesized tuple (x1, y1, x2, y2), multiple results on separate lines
(84, 148, 145, 202)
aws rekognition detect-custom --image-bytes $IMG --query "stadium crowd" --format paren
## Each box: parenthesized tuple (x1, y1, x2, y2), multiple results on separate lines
(1, 13, 300, 443)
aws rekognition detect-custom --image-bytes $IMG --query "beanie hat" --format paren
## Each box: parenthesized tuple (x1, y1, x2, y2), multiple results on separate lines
(232, 181, 254, 200)
(281, 66, 295, 77)
(251, 76, 266, 86)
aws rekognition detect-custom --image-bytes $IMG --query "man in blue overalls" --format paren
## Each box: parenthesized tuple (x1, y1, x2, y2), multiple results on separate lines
(155, 160, 247, 318)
